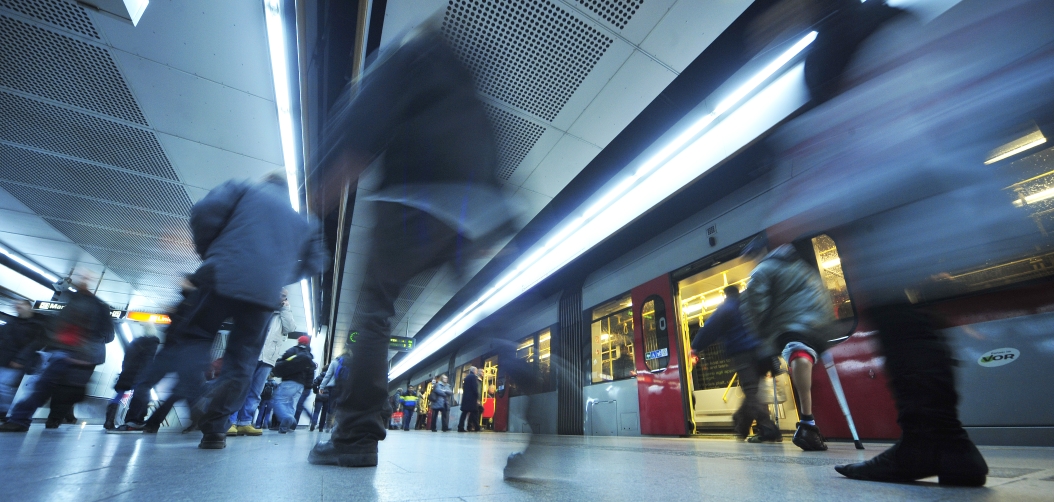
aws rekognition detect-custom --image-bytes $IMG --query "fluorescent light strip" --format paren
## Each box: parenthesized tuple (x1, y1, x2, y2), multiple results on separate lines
(0, 244, 59, 283)
(263, 0, 301, 212)
(985, 131, 1047, 165)
(388, 33, 817, 381)
(301, 278, 313, 335)
(120, 322, 134, 343)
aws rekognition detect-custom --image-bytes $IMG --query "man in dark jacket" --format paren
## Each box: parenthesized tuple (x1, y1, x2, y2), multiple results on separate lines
(0, 299, 46, 420)
(104, 331, 160, 430)
(458, 367, 481, 433)
(429, 374, 453, 432)
(690, 285, 779, 443)
(307, 20, 518, 467)
(272, 336, 314, 433)
(178, 173, 326, 449)
(1, 271, 115, 432)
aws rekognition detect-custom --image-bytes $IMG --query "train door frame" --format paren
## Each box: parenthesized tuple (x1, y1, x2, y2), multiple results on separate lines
(630, 275, 690, 436)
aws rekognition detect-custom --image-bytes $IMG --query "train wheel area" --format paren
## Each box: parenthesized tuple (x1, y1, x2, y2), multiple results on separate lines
(2, 427, 1053, 500)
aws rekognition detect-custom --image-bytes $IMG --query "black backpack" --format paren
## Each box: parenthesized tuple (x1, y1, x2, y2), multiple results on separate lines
(273, 350, 313, 379)
(260, 380, 276, 401)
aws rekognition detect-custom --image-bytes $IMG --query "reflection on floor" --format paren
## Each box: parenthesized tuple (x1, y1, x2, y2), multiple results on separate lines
(1, 426, 1053, 501)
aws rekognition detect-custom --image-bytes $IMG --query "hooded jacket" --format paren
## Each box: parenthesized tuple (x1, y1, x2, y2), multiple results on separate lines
(257, 303, 296, 367)
(741, 245, 835, 355)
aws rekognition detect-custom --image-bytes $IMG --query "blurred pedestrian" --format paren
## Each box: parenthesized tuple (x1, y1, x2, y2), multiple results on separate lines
(307, 19, 518, 467)
(0, 270, 114, 432)
(105, 327, 159, 430)
(0, 299, 46, 422)
(458, 367, 481, 433)
(690, 285, 778, 442)
(399, 388, 418, 432)
(271, 336, 315, 433)
(182, 172, 326, 449)
(228, 289, 296, 437)
(429, 374, 452, 432)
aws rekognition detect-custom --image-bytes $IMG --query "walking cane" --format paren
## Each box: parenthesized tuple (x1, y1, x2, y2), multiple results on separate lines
(821, 351, 864, 449)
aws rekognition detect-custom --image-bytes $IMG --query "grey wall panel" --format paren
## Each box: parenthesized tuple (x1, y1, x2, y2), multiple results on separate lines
(508, 391, 558, 434)
(582, 378, 640, 436)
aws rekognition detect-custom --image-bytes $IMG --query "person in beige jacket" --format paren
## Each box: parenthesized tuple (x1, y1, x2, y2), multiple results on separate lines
(229, 289, 296, 436)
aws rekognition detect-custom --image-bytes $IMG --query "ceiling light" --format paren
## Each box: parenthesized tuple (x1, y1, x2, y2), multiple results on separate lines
(301, 278, 313, 335)
(388, 32, 817, 382)
(263, 0, 301, 212)
(985, 129, 1047, 165)
(120, 322, 134, 343)
(0, 244, 59, 283)
(703, 296, 725, 308)
(683, 303, 703, 315)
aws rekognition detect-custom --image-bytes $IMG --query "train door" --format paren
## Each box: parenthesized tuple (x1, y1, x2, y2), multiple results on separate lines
(675, 254, 799, 433)
(631, 275, 689, 435)
(479, 355, 499, 430)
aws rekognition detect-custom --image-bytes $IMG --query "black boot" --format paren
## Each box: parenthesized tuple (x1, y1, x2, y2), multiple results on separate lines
(835, 305, 987, 486)
(104, 403, 119, 430)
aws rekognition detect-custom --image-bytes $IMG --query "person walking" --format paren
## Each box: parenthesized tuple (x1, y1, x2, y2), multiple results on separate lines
(312, 355, 343, 432)
(271, 336, 315, 433)
(105, 329, 160, 430)
(306, 19, 518, 467)
(0, 299, 46, 422)
(178, 172, 325, 449)
(690, 285, 779, 443)
(0, 270, 114, 432)
(255, 375, 277, 429)
(740, 238, 835, 452)
(399, 388, 418, 432)
(228, 289, 296, 437)
(429, 374, 452, 432)
(458, 367, 481, 433)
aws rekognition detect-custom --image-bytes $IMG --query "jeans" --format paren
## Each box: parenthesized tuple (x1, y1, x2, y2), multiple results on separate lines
(272, 381, 304, 432)
(430, 407, 449, 431)
(171, 291, 272, 434)
(311, 396, 330, 429)
(6, 354, 94, 427)
(329, 203, 460, 446)
(0, 366, 25, 415)
(730, 349, 778, 437)
(401, 405, 415, 431)
(233, 361, 272, 426)
(293, 385, 311, 425)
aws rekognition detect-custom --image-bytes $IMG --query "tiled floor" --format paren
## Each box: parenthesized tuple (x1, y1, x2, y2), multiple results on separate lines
(1, 425, 1052, 501)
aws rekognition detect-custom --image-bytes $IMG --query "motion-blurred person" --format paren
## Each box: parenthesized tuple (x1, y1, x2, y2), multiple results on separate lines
(228, 288, 296, 437)
(306, 18, 518, 467)
(758, 0, 1054, 486)
(458, 367, 480, 432)
(0, 299, 46, 421)
(0, 270, 114, 432)
(292, 362, 316, 430)
(104, 327, 160, 430)
(690, 285, 779, 443)
(429, 374, 452, 432)
(181, 172, 326, 449)
(255, 375, 277, 430)
(399, 388, 418, 432)
(741, 237, 834, 451)
(387, 389, 402, 431)
(271, 335, 314, 433)
(311, 356, 342, 432)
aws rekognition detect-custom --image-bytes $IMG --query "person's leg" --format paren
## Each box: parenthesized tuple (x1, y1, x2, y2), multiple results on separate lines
(430, 408, 439, 432)
(441, 408, 450, 431)
(293, 388, 311, 428)
(457, 409, 468, 432)
(0, 367, 26, 417)
(272, 381, 303, 432)
(790, 358, 813, 417)
(780, 340, 825, 451)
(836, 304, 987, 486)
(123, 348, 176, 425)
(194, 298, 270, 438)
(402, 406, 414, 431)
(235, 362, 271, 428)
(144, 395, 177, 431)
(0, 357, 67, 429)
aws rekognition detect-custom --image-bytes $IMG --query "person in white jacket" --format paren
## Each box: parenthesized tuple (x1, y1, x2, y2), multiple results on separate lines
(228, 288, 296, 436)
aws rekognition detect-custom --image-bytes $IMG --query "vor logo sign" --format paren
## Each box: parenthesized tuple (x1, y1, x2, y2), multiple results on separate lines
(977, 348, 1019, 368)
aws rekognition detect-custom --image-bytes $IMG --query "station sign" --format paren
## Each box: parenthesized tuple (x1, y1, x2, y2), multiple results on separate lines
(126, 311, 172, 324)
(644, 347, 669, 360)
(34, 300, 125, 319)
(347, 331, 415, 352)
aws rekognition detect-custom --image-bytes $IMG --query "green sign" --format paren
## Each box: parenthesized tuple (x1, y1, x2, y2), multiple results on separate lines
(346, 331, 415, 352)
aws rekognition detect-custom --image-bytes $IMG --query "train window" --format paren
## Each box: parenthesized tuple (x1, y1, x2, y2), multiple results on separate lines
(538, 328, 552, 391)
(590, 294, 635, 384)
(640, 296, 671, 371)
(516, 335, 535, 364)
(810, 234, 854, 320)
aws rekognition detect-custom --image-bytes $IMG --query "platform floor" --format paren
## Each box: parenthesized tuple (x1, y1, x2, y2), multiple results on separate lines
(1, 426, 1053, 501)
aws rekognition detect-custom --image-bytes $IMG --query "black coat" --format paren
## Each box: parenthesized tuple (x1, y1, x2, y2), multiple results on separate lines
(278, 345, 315, 387)
(114, 336, 159, 391)
(52, 291, 115, 366)
(0, 315, 46, 369)
(460, 372, 480, 411)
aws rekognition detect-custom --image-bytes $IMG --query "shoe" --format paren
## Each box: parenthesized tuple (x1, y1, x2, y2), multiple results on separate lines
(0, 422, 29, 432)
(143, 424, 159, 434)
(279, 428, 289, 434)
(458, 428, 465, 432)
(504, 452, 536, 480)
(310, 425, 315, 431)
(108, 422, 146, 434)
(835, 435, 987, 486)
(226, 424, 239, 436)
(792, 422, 828, 451)
(308, 439, 378, 467)
(236, 425, 263, 436)
(747, 433, 783, 443)
(45, 420, 61, 429)
(199, 432, 226, 449)
(104, 403, 119, 430)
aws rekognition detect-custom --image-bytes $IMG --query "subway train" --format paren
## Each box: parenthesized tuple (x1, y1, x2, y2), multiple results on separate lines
(393, 0, 1054, 447)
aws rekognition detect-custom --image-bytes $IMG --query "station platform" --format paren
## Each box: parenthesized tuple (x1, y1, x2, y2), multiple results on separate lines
(2, 427, 1053, 501)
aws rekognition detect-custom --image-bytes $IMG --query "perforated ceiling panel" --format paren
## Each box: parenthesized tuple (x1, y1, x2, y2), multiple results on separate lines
(576, 0, 642, 30)
(442, 0, 612, 122)
(484, 103, 546, 181)
(0, 16, 145, 124)
(0, 0, 98, 39)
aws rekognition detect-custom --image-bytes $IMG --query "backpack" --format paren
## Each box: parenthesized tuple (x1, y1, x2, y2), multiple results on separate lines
(272, 350, 313, 379)
(260, 380, 276, 401)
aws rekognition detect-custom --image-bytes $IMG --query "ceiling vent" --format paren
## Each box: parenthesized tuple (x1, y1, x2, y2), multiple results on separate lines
(576, 0, 642, 30)
(442, 0, 612, 121)
(0, 15, 145, 124)
(44, 217, 196, 264)
(0, 91, 175, 179)
(484, 103, 546, 181)
(0, 0, 99, 39)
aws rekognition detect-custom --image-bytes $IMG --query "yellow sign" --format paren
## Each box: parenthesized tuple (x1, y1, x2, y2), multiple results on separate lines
(125, 311, 171, 324)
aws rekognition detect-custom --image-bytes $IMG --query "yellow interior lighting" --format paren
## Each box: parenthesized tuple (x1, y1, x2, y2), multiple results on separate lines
(126, 311, 171, 324)
(985, 129, 1047, 165)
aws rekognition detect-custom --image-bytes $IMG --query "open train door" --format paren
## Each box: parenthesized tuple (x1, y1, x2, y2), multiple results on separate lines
(632, 275, 689, 435)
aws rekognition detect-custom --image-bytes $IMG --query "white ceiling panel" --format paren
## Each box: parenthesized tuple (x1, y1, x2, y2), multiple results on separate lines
(111, 50, 283, 164)
(378, 0, 447, 50)
(502, 126, 565, 188)
(93, 0, 274, 98)
(0, 210, 73, 241)
(185, 186, 209, 203)
(567, 50, 677, 146)
(640, 0, 752, 72)
(513, 187, 554, 222)
(521, 134, 604, 198)
(0, 233, 91, 263)
(580, 0, 677, 45)
(549, 37, 635, 131)
(0, 187, 32, 214)
(158, 132, 281, 191)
